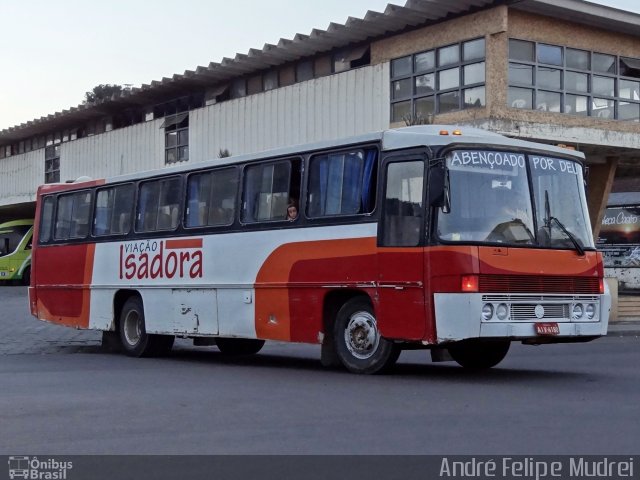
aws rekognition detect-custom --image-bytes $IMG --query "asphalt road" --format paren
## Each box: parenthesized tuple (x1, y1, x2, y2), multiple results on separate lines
(1, 286, 639, 455)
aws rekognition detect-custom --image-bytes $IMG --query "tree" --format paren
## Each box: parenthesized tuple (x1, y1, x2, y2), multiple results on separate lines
(84, 84, 124, 104)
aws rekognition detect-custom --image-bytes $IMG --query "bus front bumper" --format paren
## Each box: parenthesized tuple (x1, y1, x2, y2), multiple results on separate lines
(433, 291, 610, 343)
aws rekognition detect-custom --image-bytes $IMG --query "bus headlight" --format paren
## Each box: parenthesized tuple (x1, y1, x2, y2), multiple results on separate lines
(482, 303, 494, 320)
(496, 303, 509, 321)
(585, 303, 596, 320)
(572, 303, 584, 320)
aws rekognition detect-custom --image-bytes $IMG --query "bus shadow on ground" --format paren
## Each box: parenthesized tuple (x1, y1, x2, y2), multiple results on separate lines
(124, 345, 597, 385)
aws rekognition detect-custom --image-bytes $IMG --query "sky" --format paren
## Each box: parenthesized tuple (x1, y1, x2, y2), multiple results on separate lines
(1, 0, 639, 130)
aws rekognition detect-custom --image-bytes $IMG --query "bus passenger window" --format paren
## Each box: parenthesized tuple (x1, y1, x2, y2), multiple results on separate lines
(136, 177, 181, 232)
(39, 197, 55, 243)
(93, 184, 134, 236)
(242, 159, 300, 223)
(186, 168, 237, 228)
(54, 191, 92, 241)
(307, 149, 376, 218)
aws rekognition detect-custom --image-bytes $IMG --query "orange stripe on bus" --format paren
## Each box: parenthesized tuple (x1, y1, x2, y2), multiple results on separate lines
(165, 239, 203, 249)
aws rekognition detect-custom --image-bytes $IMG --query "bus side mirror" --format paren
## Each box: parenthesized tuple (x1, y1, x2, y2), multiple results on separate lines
(428, 165, 446, 208)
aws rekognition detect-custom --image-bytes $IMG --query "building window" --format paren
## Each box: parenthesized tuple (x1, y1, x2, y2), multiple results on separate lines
(161, 113, 189, 164)
(44, 145, 60, 183)
(390, 38, 486, 122)
(508, 39, 640, 122)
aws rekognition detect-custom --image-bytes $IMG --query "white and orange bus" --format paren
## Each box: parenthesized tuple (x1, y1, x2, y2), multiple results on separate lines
(29, 126, 610, 373)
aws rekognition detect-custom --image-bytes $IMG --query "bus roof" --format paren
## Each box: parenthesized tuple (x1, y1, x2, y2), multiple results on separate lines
(0, 219, 34, 228)
(40, 125, 585, 190)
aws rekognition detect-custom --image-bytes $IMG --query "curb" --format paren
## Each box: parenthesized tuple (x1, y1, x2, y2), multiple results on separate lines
(607, 321, 640, 337)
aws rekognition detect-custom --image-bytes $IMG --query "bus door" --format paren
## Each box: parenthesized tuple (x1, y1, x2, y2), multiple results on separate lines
(377, 153, 426, 340)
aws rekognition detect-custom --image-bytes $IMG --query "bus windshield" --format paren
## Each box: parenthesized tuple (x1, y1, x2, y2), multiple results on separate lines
(437, 150, 594, 250)
(0, 225, 31, 257)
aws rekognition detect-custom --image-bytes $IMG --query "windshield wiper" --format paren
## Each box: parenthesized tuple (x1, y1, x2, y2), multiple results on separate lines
(549, 216, 585, 256)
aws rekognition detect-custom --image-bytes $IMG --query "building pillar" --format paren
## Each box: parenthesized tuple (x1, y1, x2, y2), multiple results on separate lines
(587, 156, 618, 239)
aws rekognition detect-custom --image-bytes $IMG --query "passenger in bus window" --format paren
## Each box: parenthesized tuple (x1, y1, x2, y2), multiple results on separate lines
(287, 201, 298, 222)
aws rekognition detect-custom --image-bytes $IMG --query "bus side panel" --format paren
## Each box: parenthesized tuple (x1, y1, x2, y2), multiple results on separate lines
(255, 238, 378, 343)
(34, 244, 95, 328)
(425, 246, 481, 343)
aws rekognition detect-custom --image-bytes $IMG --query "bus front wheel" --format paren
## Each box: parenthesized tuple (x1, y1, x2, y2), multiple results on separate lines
(333, 298, 400, 374)
(119, 296, 174, 357)
(448, 339, 510, 369)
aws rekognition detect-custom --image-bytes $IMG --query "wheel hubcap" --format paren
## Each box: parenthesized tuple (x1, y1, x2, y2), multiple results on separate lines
(123, 310, 142, 346)
(344, 311, 379, 360)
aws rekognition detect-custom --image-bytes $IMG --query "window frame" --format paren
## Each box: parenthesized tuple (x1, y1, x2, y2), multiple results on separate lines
(508, 38, 640, 122)
(53, 189, 94, 241)
(390, 37, 486, 122)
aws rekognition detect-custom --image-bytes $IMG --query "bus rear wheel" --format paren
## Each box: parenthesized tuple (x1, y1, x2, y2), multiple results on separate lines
(119, 296, 174, 357)
(215, 338, 265, 355)
(333, 298, 400, 374)
(448, 339, 510, 369)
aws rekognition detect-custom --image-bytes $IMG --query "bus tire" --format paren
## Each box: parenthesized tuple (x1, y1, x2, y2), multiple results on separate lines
(21, 267, 31, 286)
(333, 298, 400, 374)
(448, 339, 510, 369)
(119, 296, 174, 357)
(216, 338, 265, 355)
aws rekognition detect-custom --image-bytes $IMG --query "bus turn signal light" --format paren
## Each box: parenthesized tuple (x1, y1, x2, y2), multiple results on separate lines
(599, 278, 605, 294)
(461, 275, 479, 292)
(452, 130, 462, 136)
(439, 130, 449, 136)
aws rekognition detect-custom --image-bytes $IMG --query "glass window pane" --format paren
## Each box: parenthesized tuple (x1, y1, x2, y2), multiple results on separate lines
(565, 94, 589, 116)
(414, 51, 435, 73)
(565, 71, 588, 92)
(438, 91, 460, 113)
(592, 98, 615, 119)
(537, 67, 561, 90)
(463, 38, 485, 61)
(296, 60, 314, 82)
(620, 57, 640, 79)
(166, 149, 177, 164)
(179, 146, 189, 162)
(391, 101, 411, 122)
(508, 87, 533, 109)
(243, 162, 291, 222)
(593, 53, 616, 74)
(509, 63, 533, 85)
(39, 197, 54, 243)
(415, 96, 434, 117)
(593, 75, 615, 96)
(463, 62, 485, 85)
(307, 151, 366, 217)
(415, 73, 435, 95)
(392, 79, 412, 99)
(536, 90, 561, 112)
(463, 86, 485, 108)
(166, 131, 177, 148)
(538, 44, 562, 66)
(509, 39, 534, 62)
(383, 161, 424, 247)
(438, 67, 460, 90)
(178, 130, 188, 146)
(392, 56, 412, 77)
(618, 102, 639, 121)
(438, 45, 459, 67)
(620, 79, 640, 100)
(566, 48, 590, 70)
(264, 70, 278, 91)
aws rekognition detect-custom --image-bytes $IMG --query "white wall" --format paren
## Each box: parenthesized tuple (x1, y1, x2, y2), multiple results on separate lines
(0, 149, 42, 206)
(190, 63, 390, 161)
(0, 63, 390, 207)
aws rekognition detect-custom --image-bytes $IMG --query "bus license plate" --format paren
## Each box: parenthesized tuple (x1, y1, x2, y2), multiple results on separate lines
(535, 322, 560, 336)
